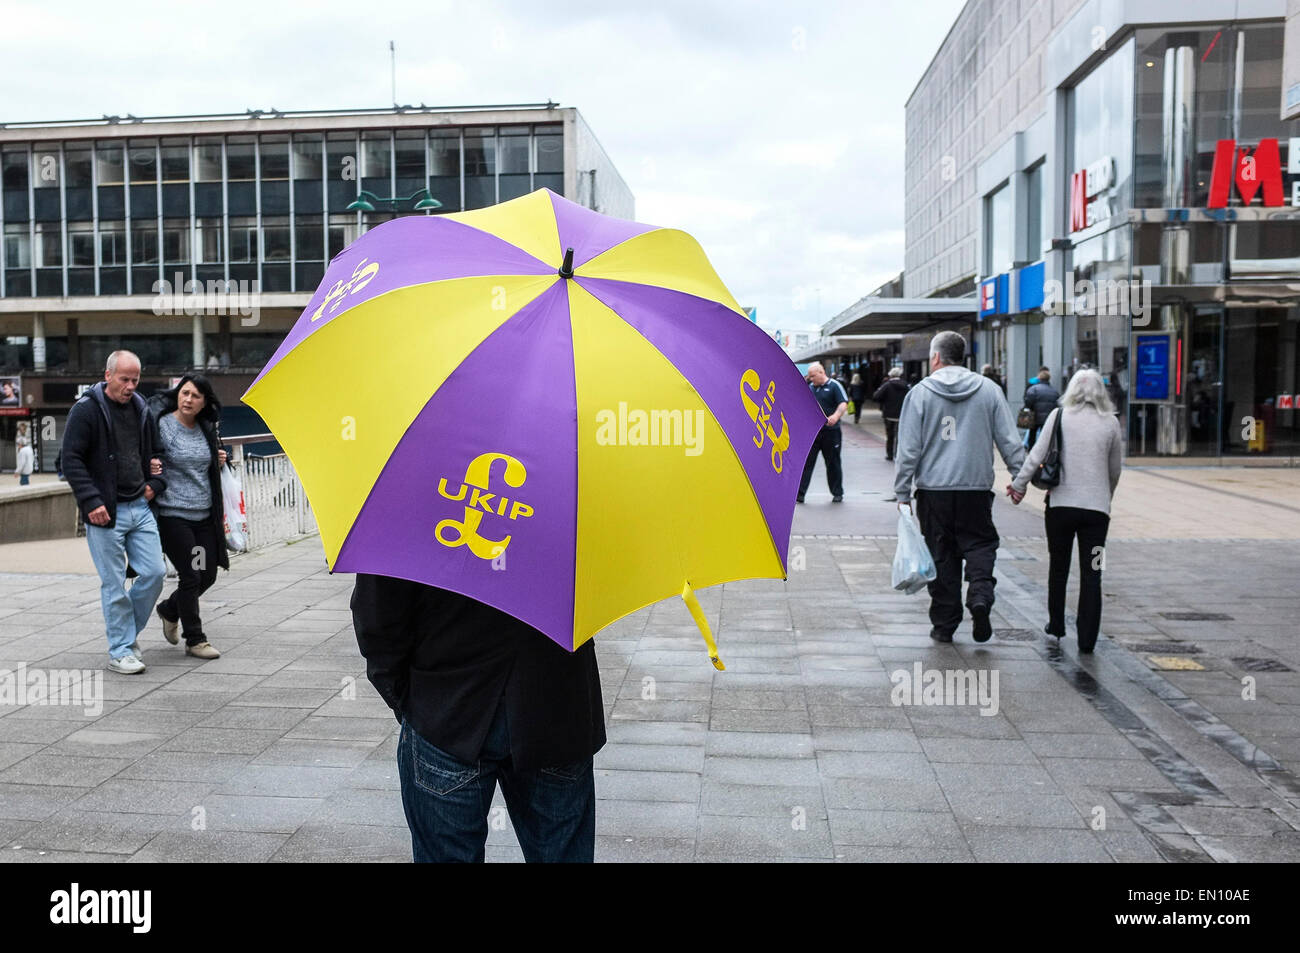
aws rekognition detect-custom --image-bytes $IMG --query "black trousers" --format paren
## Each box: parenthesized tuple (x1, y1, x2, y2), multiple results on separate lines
(851, 394, 864, 424)
(157, 515, 220, 644)
(915, 490, 999, 635)
(884, 418, 899, 460)
(1045, 502, 1110, 651)
(798, 427, 843, 498)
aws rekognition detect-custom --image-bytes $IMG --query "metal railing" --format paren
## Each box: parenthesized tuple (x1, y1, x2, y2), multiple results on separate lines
(225, 433, 316, 550)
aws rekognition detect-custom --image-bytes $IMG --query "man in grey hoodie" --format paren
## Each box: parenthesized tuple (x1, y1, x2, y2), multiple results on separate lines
(894, 331, 1026, 643)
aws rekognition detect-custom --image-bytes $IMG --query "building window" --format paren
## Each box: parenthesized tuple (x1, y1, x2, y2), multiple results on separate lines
(99, 223, 127, 266)
(95, 142, 124, 186)
(3, 150, 29, 192)
(429, 130, 460, 176)
(69, 225, 95, 266)
(228, 217, 258, 262)
(66, 148, 93, 188)
(128, 140, 158, 184)
(162, 221, 190, 264)
(361, 131, 391, 179)
(35, 222, 62, 267)
(160, 140, 189, 182)
(31, 148, 58, 190)
(260, 136, 290, 180)
(261, 216, 291, 261)
(535, 129, 563, 174)
(984, 182, 1012, 276)
(1068, 37, 1134, 225)
(195, 218, 223, 264)
(1025, 161, 1043, 260)
(130, 221, 159, 264)
(226, 137, 256, 182)
(195, 139, 223, 182)
(293, 137, 323, 180)
(328, 213, 357, 258)
(394, 131, 425, 179)
(3, 226, 30, 269)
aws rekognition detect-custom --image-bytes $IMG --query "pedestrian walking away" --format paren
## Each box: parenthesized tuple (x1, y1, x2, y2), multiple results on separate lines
(797, 361, 849, 503)
(1007, 368, 1123, 652)
(351, 576, 605, 863)
(61, 350, 168, 674)
(873, 367, 909, 461)
(148, 374, 230, 661)
(849, 370, 866, 424)
(894, 331, 1025, 643)
(15, 439, 33, 486)
(1022, 367, 1060, 448)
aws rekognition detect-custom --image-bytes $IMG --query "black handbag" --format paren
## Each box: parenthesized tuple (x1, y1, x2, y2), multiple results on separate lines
(1030, 409, 1063, 490)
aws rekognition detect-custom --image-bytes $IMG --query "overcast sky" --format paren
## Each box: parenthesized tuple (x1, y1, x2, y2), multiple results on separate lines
(3, 0, 966, 335)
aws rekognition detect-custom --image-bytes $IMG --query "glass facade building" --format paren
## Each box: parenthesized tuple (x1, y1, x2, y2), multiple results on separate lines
(0, 105, 632, 471)
(963, 10, 1299, 461)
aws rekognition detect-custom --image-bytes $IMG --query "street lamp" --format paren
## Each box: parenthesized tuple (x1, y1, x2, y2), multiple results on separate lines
(346, 187, 442, 212)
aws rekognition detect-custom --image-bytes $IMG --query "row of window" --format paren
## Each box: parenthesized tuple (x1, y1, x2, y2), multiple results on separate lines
(0, 125, 564, 222)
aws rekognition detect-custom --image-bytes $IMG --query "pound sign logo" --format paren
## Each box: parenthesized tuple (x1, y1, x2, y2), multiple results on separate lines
(310, 257, 381, 323)
(436, 452, 535, 560)
(740, 369, 791, 473)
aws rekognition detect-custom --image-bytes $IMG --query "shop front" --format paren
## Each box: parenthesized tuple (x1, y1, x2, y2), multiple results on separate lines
(1058, 21, 1300, 461)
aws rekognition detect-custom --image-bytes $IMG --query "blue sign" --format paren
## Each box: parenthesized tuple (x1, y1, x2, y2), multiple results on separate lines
(1017, 261, 1045, 311)
(1134, 334, 1171, 400)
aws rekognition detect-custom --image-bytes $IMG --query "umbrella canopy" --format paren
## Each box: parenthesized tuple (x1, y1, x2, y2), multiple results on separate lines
(242, 188, 824, 663)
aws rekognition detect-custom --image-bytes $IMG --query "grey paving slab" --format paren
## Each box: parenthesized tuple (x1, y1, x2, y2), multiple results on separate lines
(695, 814, 834, 859)
(0, 782, 90, 822)
(594, 769, 700, 803)
(947, 791, 1088, 829)
(15, 809, 180, 854)
(594, 834, 696, 863)
(128, 830, 289, 863)
(596, 743, 708, 772)
(963, 827, 1113, 863)
(828, 809, 965, 848)
(0, 752, 133, 788)
(270, 824, 411, 862)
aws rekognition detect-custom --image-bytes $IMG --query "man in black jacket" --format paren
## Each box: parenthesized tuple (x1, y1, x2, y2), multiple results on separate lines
(351, 575, 605, 863)
(1022, 367, 1061, 447)
(872, 367, 909, 461)
(62, 350, 167, 674)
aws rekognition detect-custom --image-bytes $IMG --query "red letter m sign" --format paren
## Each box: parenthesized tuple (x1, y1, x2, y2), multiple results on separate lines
(1207, 139, 1284, 208)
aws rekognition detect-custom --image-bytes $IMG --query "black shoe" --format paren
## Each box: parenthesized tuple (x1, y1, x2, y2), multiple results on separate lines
(885, 456, 894, 462)
(1044, 622, 1065, 639)
(796, 495, 805, 503)
(832, 495, 843, 503)
(929, 628, 953, 643)
(970, 603, 992, 643)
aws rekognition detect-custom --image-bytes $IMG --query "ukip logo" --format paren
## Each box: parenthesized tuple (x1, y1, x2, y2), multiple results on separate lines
(436, 452, 535, 560)
(740, 369, 790, 473)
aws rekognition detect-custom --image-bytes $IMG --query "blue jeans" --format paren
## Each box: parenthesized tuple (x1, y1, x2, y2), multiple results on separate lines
(396, 703, 595, 863)
(19, 474, 29, 485)
(84, 497, 166, 660)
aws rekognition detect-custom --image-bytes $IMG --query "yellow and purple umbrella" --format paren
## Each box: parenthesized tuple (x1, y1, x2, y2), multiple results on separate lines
(242, 188, 824, 665)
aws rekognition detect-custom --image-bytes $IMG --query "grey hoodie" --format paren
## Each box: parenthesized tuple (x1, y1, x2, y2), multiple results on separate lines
(894, 364, 1026, 502)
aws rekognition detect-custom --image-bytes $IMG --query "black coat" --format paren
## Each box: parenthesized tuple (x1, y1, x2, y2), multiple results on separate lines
(351, 574, 605, 772)
(1023, 382, 1061, 426)
(872, 378, 909, 419)
(147, 388, 231, 572)
(62, 383, 167, 529)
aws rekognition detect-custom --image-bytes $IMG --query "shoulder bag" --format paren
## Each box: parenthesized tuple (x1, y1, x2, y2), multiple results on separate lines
(1030, 409, 1064, 490)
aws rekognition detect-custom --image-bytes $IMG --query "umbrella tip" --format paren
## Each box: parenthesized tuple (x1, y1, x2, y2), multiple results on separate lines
(559, 247, 575, 279)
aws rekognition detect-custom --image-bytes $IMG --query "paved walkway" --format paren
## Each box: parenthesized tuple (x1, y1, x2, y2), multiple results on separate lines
(0, 420, 1298, 862)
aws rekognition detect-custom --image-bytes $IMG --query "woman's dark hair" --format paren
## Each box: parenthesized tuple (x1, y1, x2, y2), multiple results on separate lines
(171, 374, 222, 425)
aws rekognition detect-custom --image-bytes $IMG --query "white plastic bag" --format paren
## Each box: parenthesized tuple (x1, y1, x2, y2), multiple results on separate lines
(892, 509, 937, 594)
(221, 464, 248, 552)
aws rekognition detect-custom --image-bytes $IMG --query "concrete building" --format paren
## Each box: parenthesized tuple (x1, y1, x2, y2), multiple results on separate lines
(0, 104, 631, 471)
(901, 0, 1299, 460)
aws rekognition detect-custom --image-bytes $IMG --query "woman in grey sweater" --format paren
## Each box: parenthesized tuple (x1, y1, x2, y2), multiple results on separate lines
(148, 375, 229, 660)
(1007, 369, 1122, 653)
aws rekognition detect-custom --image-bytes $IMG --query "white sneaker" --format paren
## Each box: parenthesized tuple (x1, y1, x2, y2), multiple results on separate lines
(129, 641, 143, 660)
(108, 654, 146, 675)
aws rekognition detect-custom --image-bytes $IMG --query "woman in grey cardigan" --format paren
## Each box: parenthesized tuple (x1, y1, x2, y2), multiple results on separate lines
(1006, 369, 1122, 653)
